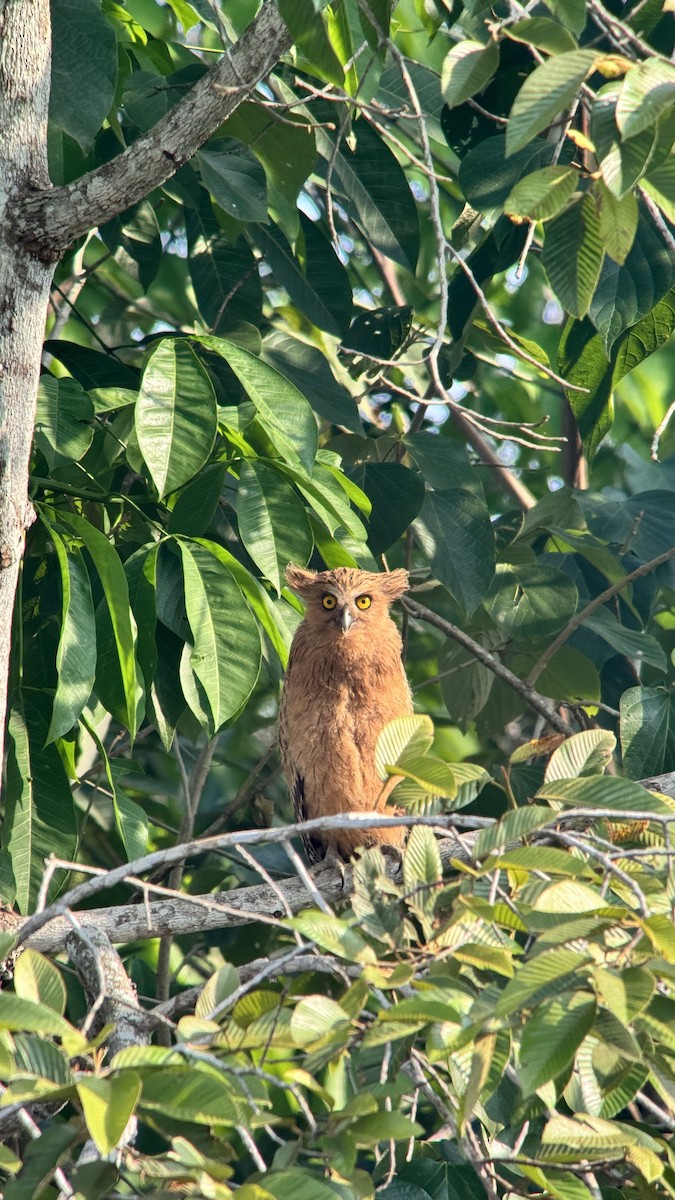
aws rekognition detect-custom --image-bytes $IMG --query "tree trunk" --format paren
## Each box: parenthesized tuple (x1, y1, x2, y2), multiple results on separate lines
(0, 0, 54, 785)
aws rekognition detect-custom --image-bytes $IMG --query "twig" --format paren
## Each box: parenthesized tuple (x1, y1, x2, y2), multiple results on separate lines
(651, 398, 675, 461)
(526, 544, 675, 685)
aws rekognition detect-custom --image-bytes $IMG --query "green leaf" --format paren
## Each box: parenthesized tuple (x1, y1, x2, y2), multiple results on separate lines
(0, 993, 84, 1050)
(584, 609, 667, 671)
(559, 290, 675, 455)
(543, 194, 604, 317)
(350, 462, 425, 556)
(616, 59, 675, 139)
(278, 0, 344, 85)
(316, 119, 420, 271)
(262, 330, 362, 433)
(287, 912, 377, 964)
(459, 134, 560, 213)
(82, 716, 149, 863)
(136, 339, 217, 499)
(404, 432, 477, 495)
(290, 996, 351, 1047)
(77, 1073, 142, 1157)
(505, 166, 578, 223)
(186, 200, 262, 332)
(176, 540, 261, 733)
(505, 17, 578, 55)
(50, 0, 117, 150)
(483, 562, 577, 638)
(13, 950, 66, 1016)
(200, 337, 318, 477)
(57, 510, 140, 738)
(537, 774, 673, 813)
(236, 460, 312, 595)
(374, 715, 434, 781)
(254, 219, 352, 338)
(594, 180, 638, 264)
(35, 377, 94, 470)
(44, 528, 96, 743)
(350, 1112, 423, 1144)
(263, 1169, 341, 1200)
(643, 155, 675, 222)
(139, 1068, 248, 1125)
(542, 0, 586, 34)
(441, 40, 499, 109)
(198, 140, 268, 223)
(620, 687, 675, 779)
(389, 755, 458, 799)
(412, 489, 495, 616)
(520, 992, 596, 1095)
(494, 949, 589, 1017)
(506, 51, 597, 156)
(438, 635, 497, 727)
(544, 730, 617, 782)
(589, 207, 675, 352)
(4, 701, 78, 914)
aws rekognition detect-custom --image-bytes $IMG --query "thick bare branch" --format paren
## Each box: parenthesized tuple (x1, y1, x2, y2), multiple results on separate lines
(15, 3, 291, 261)
(66, 925, 152, 1053)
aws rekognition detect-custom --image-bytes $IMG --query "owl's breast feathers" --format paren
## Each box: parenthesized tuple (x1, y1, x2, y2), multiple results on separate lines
(279, 621, 412, 860)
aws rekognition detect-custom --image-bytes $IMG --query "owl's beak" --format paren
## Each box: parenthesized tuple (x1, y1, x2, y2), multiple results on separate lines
(337, 605, 354, 633)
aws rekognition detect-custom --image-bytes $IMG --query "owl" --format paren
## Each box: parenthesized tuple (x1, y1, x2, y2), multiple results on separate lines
(279, 564, 413, 864)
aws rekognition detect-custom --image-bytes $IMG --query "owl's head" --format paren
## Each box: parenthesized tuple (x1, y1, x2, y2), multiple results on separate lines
(285, 564, 409, 635)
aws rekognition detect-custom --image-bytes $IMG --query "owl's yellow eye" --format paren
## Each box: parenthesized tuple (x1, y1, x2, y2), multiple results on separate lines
(355, 594, 372, 610)
(322, 594, 337, 610)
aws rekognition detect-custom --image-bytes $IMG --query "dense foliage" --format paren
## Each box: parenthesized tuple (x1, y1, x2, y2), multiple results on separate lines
(1, 0, 675, 1196)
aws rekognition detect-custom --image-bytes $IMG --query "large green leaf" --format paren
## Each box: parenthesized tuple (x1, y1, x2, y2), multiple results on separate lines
(495, 949, 590, 1017)
(438, 635, 498, 726)
(56, 510, 140, 738)
(413, 489, 495, 616)
(374, 715, 434, 780)
(177, 540, 261, 733)
(506, 51, 597, 156)
(483, 562, 577, 639)
(520, 992, 597, 1095)
(35, 377, 94, 470)
(199, 337, 318, 476)
(316, 119, 420, 271)
(198, 139, 268, 223)
(278, 0, 344, 85)
(537, 774, 673, 813)
(45, 528, 96, 743)
(588, 208, 675, 352)
(620, 687, 675, 779)
(136, 338, 217, 499)
(351, 462, 425, 556)
(262, 330, 362, 433)
(505, 166, 578, 223)
(441, 40, 499, 109)
(77, 1074, 142, 1157)
(616, 59, 675, 139)
(140, 1068, 248, 1125)
(543, 195, 604, 318)
(544, 730, 616, 782)
(254, 218, 352, 337)
(236, 460, 313, 594)
(594, 180, 638, 265)
(50, 0, 117, 150)
(14, 950, 67, 1015)
(404, 432, 478, 495)
(4, 701, 77, 915)
(186, 201, 262, 331)
(459, 135, 560, 213)
(559, 289, 675, 455)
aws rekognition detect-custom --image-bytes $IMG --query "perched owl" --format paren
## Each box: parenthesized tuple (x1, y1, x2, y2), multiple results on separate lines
(279, 564, 413, 864)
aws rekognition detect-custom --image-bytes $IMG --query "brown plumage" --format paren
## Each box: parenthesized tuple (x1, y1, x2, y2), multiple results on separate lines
(279, 564, 413, 863)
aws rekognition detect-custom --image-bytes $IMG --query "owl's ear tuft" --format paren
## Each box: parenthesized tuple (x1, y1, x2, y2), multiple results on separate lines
(378, 568, 409, 602)
(285, 563, 318, 597)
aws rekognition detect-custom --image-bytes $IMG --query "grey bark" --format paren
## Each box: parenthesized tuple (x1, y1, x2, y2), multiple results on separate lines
(0, 2, 291, 787)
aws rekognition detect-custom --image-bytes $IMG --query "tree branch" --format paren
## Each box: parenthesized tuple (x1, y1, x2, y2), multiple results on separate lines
(402, 596, 571, 733)
(15, 3, 291, 261)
